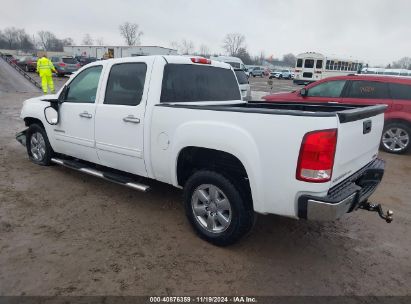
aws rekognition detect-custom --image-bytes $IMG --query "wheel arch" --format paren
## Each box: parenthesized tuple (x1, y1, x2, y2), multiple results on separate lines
(24, 117, 45, 129)
(175, 145, 260, 211)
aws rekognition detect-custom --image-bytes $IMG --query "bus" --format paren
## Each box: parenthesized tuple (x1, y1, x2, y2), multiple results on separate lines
(293, 52, 363, 84)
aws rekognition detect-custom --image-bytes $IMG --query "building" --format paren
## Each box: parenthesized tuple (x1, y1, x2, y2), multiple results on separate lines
(63, 45, 178, 59)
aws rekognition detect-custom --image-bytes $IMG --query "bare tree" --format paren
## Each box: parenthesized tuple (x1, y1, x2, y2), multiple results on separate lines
(199, 44, 210, 57)
(170, 41, 179, 49)
(3, 27, 19, 49)
(392, 57, 411, 69)
(61, 37, 74, 46)
(259, 51, 266, 64)
(82, 33, 94, 45)
(282, 53, 296, 67)
(15, 29, 34, 51)
(38, 30, 57, 50)
(96, 37, 105, 46)
(181, 39, 194, 55)
(222, 33, 246, 56)
(236, 48, 252, 64)
(119, 22, 143, 46)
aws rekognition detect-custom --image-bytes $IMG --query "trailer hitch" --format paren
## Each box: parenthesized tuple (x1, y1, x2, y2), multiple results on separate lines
(359, 202, 393, 223)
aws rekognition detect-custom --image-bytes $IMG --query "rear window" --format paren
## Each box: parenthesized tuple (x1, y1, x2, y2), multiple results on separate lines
(304, 59, 314, 68)
(62, 57, 78, 64)
(234, 70, 248, 84)
(296, 59, 303, 68)
(161, 64, 241, 103)
(389, 83, 411, 100)
(346, 81, 390, 99)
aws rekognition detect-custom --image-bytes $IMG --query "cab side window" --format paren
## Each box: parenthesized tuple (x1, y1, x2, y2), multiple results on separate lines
(65, 66, 103, 103)
(307, 80, 346, 97)
(104, 63, 147, 106)
(345, 81, 389, 99)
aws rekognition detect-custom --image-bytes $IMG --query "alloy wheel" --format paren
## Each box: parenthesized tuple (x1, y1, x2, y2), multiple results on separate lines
(191, 184, 232, 233)
(30, 132, 46, 161)
(382, 127, 409, 152)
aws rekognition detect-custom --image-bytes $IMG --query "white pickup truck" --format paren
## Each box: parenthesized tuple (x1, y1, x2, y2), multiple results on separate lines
(16, 56, 392, 246)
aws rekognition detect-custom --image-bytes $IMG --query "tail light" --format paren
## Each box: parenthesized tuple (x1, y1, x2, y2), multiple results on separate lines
(59, 63, 66, 67)
(295, 69, 301, 72)
(296, 129, 337, 183)
(76, 63, 81, 68)
(191, 57, 211, 64)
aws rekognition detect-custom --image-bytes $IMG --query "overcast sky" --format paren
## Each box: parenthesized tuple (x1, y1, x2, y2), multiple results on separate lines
(1, 0, 410, 65)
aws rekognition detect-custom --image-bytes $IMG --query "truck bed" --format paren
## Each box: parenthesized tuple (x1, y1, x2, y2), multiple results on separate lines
(158, 101, 387, 123)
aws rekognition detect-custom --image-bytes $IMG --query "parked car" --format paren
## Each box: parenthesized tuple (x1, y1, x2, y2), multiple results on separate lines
(269, 69, 294, 79)
(2, 53, 18, 65)
(263, 75, 411, 154)
(51, 56, 81, 76)
(17, 56, 38, 72)
(234, 68, 251, 101)
(249, 66, 264, 77)
(75, 56, 98, 67)
(16, 56, 390, 245)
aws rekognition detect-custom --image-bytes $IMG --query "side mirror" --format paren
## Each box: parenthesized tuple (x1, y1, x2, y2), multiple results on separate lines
(44, 106, 59, 125)
(300, 88, 308, 97)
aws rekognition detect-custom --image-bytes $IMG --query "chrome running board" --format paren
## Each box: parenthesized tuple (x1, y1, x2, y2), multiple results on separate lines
(51, 157, 150, 192)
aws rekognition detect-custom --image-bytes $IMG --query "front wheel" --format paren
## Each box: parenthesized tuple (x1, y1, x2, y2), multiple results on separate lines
(183, 170, 254, 246)
(26, 124, 53, 165)
(381, 122, 410, 154)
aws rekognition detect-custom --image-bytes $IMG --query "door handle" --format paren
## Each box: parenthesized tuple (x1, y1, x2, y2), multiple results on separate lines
(79, 111, 92, 118)
(123, 115, 140, 124)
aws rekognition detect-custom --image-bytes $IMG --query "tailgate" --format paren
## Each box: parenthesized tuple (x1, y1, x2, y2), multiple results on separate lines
(331, 105, 386, 187)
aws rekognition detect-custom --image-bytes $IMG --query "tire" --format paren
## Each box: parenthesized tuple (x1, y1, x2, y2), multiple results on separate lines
(381, 122, 411, 154)
(183, 170, 254, 246)
(26, 124, 53, 165)
(252, 74, 255, 78)
(24, 65, 29, 72)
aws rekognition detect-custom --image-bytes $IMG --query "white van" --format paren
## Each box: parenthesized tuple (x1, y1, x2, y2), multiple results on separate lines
(210, 56, 247, 71)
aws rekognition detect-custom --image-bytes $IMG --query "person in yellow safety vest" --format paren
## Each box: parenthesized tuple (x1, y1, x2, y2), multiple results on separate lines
(36, 55, 57, 94)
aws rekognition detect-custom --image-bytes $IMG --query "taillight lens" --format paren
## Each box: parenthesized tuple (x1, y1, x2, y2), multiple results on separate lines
(191, 57, 211, 64)
(76, 63, 81, 68)
(59, 63, 66, 67)
(296, 129, 337, 183)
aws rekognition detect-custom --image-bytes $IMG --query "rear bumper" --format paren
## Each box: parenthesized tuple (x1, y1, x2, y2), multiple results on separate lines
(298, 158, 385, 221)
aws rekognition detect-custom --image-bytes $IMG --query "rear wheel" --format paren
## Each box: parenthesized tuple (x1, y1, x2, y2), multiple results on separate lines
(183, 170, 254, 246)
(26, 124, 53, 165)
(381, 122, 410, 154)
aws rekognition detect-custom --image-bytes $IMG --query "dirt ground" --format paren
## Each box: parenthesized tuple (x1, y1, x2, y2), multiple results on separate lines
(0, 61, 410, 296)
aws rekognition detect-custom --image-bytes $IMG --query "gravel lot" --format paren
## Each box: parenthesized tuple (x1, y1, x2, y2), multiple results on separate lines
(0, 60, 410, 296)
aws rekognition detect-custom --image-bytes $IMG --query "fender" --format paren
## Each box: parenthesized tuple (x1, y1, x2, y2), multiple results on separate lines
(20, 96, 59, 150)
(170, 120, 266, 213)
